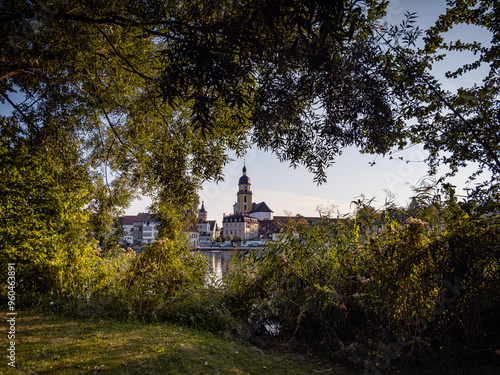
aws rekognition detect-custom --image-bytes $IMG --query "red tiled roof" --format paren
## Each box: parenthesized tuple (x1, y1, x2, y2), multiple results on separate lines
(134, 212, 150, 223)
(121, 215, 137, 225)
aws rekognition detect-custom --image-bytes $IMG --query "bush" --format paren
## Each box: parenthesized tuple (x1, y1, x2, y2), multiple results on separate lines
(115, 239, 208, 320)
(362, 193, 500, 344)
(224, 218, 366, 347)
(223, 190, 500, 363)
(36, 239, 210, 325)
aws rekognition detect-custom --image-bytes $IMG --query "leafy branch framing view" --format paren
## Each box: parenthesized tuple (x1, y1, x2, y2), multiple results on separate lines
(1, 0, 499, 373)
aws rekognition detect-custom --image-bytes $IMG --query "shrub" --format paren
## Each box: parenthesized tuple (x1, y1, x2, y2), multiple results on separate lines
(224, 217, 366, 347)
(60, 239, 206, 321)
(224, 190, 500, 363)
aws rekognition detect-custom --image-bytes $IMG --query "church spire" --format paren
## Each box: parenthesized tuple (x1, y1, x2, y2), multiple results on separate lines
(198, 201, 208, 221)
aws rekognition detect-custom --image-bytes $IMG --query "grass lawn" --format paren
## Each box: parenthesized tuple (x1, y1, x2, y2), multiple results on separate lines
(0, 310, 360, 375)
(1, 310, 498, 375)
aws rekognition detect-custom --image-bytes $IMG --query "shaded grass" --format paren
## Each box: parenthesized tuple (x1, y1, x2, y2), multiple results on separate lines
(1, 311, 497, 375)
(0, 311, 358, 375)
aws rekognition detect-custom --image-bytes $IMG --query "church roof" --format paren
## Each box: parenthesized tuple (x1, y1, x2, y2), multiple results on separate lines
(239, 175, 250, 184)
(238, 165, 250, 185)
(251, 201, 273, 213)
(199, 201, 206, 212)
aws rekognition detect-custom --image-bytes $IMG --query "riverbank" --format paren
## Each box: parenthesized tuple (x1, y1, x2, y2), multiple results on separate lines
(1, 310, 498, 374)
(0, 310, 357, 375)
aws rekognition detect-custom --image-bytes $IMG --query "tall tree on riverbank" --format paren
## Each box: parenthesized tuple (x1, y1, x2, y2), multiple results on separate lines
(1, 0, 499, 268)
(0, 0, 396, 241)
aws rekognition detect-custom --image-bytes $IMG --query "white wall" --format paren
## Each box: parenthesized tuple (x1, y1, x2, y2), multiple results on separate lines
(249, 211, 273, 220)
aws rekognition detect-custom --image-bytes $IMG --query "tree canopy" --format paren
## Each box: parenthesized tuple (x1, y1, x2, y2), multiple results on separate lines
(1, 0, 499, 247)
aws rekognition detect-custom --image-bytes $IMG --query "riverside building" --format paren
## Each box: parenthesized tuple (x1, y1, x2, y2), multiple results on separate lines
(222, 165, 272, 241)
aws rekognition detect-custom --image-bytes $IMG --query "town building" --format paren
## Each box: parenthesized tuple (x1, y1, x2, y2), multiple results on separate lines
(222, 214, 259, 240)
(257, 217, 282, 240)
(223, 165, 269, 241)
(119, 215, 136, 246)
(117, 212, 159, 247)
(133, 212, 149, 245)
(118, 163, 324, 248)
(198, 201, 208, 221)
(187, 201, 221, 248)
(141, 213, 159, 245)
(232, 164, 253, 215)
(187, 229, 200, 248)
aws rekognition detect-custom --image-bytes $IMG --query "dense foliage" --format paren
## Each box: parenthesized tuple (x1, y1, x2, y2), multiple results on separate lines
(0, 118, 93, 294)
(20, 185, 495, 371)
(223, 187, 500, 369)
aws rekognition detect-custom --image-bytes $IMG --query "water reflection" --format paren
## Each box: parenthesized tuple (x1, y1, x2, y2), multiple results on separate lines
(197, 250, 237, 285)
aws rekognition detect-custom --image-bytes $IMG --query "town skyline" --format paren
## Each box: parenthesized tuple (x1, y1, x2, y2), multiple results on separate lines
(127, 145, 483, 224)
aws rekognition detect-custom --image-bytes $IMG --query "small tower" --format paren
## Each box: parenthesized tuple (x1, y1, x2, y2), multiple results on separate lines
(198, 201, 208, 221)
(236, 164, 252, 214)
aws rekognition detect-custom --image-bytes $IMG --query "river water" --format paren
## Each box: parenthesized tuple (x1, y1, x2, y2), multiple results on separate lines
(196, 249, 239, 285)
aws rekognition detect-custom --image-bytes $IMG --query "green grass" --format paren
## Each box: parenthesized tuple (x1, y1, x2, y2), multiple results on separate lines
(0, 311, 359, 375)
(2, 311, 498, 375)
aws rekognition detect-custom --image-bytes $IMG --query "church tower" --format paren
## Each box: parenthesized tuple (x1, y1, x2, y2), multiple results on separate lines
(236, 164, 252, 215)
(198, 201, 208, 221)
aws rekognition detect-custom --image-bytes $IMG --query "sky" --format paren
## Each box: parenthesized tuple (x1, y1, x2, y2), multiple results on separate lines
(128, 0, 492, 223)
(1, 0, 492, 224)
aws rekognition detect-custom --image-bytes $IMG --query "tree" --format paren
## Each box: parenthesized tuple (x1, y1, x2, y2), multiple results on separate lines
(0, 117, 92, 293)
(1, 0, 398, 192)
(2, 0, 499, 261)
(155, 0, 401, 183)
(377, 0, 500, 183)
(1, 0, 242, 241)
